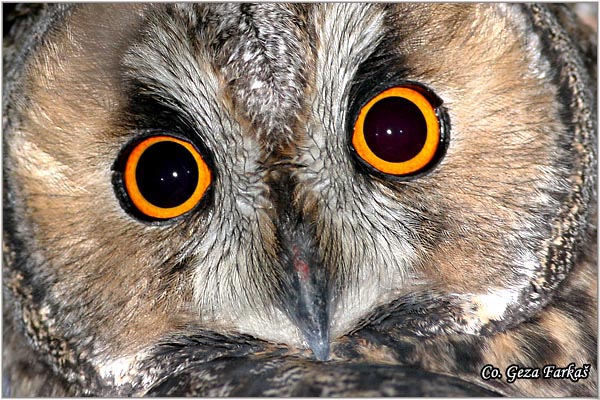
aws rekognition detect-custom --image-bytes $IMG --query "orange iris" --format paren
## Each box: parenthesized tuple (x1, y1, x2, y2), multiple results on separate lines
(352, 86, 441, 176)
(123, 136, 211, 219)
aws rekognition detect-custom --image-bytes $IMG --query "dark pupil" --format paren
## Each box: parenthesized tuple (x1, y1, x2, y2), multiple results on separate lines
(363, 97, 428, 163)
(136, 141, 199, 208)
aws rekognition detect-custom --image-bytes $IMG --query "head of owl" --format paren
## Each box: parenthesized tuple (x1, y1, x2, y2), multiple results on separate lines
(3, 3, 596, 396)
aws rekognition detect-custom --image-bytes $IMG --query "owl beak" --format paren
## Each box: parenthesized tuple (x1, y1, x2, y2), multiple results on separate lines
(271, 175, 331, 361)
(281, 229, 331, 361)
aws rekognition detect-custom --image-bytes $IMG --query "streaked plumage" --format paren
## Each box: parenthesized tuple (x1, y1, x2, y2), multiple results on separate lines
(3, 3, 596, 396)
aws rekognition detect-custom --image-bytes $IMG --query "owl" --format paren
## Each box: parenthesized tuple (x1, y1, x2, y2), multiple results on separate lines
(2, 3, 597, 397)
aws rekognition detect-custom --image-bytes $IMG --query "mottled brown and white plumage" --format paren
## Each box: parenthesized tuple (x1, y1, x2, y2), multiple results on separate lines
(2, 3, 597, 396)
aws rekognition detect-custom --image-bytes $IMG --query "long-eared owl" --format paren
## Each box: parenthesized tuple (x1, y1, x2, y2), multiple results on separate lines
(3, 3, 597, 397)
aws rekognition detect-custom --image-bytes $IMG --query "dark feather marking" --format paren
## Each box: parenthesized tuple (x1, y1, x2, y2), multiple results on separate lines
(551, 284, 597, 363)
(518, 325, 562, 365)
(352, 328, 419, 365)
(447, 336, 484, 373)
(552, 286, 595, 322)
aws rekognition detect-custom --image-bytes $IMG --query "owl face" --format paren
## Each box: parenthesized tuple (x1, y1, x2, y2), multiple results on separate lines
(3, 3, 596, 396)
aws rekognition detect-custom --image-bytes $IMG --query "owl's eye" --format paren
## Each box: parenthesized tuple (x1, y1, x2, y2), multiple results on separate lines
(351, 85, 446, 176)
(122, 135, 211, 220)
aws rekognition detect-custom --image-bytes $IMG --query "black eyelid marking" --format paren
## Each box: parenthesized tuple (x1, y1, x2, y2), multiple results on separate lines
(120, 74, 211, 138)
(118, 78, 220, 171)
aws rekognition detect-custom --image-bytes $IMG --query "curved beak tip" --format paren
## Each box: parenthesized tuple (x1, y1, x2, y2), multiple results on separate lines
(308, 336, 330, 361)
